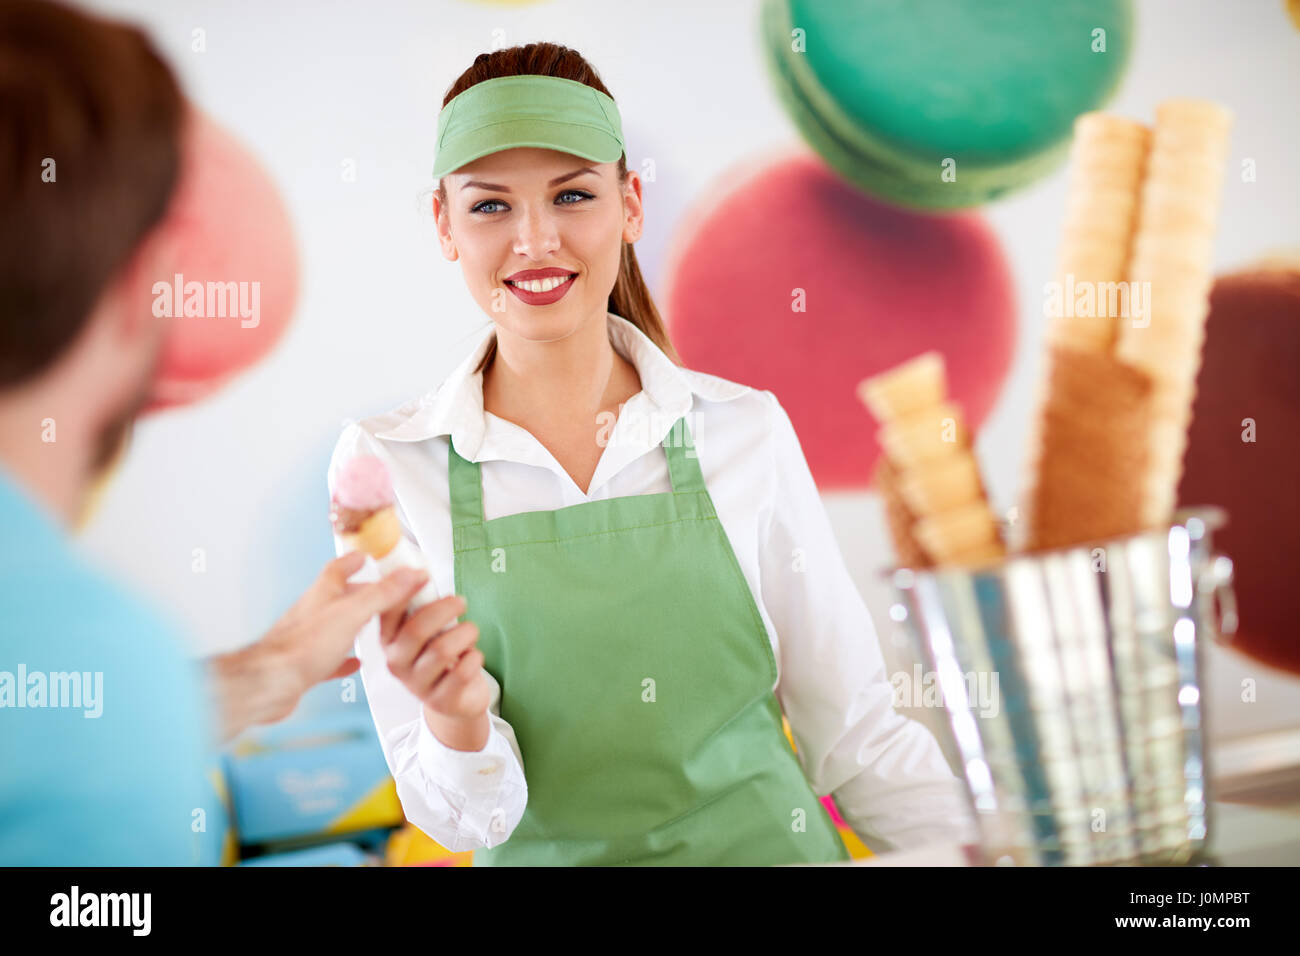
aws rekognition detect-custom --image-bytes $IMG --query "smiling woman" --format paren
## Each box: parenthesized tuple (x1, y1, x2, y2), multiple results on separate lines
(431, 45, 674, 374)
(461, 162, 597, 307)
(328, 40, 977, 868)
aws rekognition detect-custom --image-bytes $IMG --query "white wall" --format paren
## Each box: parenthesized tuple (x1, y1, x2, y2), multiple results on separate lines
(76, 0, 1300, 743)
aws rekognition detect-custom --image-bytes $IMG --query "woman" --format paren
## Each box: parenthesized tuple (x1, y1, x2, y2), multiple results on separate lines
(329, 42, 975, 866)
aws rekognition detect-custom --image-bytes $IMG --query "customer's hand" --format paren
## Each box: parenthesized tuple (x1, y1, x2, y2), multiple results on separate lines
(208, 552, 431, 741)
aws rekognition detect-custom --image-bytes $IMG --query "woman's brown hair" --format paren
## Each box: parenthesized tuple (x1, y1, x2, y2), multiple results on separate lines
(435, 43, 680, 374)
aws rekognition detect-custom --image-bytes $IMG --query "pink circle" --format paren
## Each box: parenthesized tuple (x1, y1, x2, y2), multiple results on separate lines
(143, 107, 300, 413)
(661, 152, 1016, 490)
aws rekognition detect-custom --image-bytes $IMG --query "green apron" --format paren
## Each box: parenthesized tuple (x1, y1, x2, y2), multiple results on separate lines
(449, 415, 851, 866)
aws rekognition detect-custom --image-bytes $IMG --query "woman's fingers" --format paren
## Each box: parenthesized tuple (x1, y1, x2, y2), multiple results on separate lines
(380, 593, 463, 647)
(383, 598, 472, 679)
(407, 621, 480, 697)
(425, 648, 486, 714)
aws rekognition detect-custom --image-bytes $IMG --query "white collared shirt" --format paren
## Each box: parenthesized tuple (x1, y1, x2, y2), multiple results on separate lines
(328, 312, 977, 856)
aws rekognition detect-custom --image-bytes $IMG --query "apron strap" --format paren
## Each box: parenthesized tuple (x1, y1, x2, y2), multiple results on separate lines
(448, 433, 483, 532)
(661, 414, 707, 497)
(448, 414, 708, 534)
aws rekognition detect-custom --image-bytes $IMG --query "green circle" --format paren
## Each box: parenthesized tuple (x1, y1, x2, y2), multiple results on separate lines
(762, 0, 1133, 210)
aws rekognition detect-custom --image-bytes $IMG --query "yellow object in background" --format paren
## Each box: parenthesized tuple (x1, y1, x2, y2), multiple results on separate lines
(326, 778, 404, 836)
(385, 823, 474, 867)
(837, 826, 874, 859)
(782, 715, 872, 861)
(206, 767, 239, 866)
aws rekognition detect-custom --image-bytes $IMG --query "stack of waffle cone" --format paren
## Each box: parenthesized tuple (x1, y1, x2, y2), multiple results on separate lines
(1116, 99, 1233, 527)
(1021, 99, 1231, 552)
(1049, 113, 1151, 354)
(1021, 344, 1156, 551)
(860, 352, 1005, 568)
(1017, 113, 1151, 551)
(874, 454, 932, 570)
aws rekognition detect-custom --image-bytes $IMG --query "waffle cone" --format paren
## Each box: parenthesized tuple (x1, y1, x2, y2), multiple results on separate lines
(340, 507, 402, 560)
(874, 456, 933, 569)
(1021, 344, 1157, 551)
(857, 351, 946, 421)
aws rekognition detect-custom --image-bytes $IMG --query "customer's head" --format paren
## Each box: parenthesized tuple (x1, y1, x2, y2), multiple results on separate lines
(0, 0, 184, 474)
(432, 43, 678, 371)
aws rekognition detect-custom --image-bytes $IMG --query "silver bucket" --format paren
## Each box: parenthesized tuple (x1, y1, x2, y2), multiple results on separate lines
(883, 506, 1238, 866)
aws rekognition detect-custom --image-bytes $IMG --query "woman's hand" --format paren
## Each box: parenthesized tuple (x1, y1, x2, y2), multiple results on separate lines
(379, 593, 494, 744)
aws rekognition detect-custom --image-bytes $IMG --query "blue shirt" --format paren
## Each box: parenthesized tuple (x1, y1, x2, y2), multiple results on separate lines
(0, 465, 216, 865)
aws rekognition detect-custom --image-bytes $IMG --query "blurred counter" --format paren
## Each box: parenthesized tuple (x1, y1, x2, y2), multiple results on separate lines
(801, 728, 1300, 866)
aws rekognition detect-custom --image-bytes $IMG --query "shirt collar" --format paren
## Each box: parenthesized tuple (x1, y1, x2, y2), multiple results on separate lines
(371, 311, 747, 463)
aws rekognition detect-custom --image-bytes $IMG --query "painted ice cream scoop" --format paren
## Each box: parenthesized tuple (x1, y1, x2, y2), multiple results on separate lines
(331, 455, 397, 536)
(331, 455, 442, 612)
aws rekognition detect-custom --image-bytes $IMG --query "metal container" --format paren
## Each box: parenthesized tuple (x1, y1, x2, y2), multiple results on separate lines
(884, 506, 1238, 866)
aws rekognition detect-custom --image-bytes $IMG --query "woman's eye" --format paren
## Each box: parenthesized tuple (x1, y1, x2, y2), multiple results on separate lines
(469, 190, 592, 215)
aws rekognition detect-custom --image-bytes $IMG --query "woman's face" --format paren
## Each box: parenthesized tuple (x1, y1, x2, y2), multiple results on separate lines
(434, 147, 642, 344)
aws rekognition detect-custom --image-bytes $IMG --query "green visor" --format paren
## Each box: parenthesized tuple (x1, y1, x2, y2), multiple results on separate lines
(432, 74, 625, 179)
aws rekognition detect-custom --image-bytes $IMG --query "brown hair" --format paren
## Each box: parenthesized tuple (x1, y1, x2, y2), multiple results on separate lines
(0, 0, 185, 389)
(435, 43, 680, 374)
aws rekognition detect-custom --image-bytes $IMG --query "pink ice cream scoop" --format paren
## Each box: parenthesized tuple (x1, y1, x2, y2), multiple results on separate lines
(332, 455, 395, 512)
(331, 454, 442, 611)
